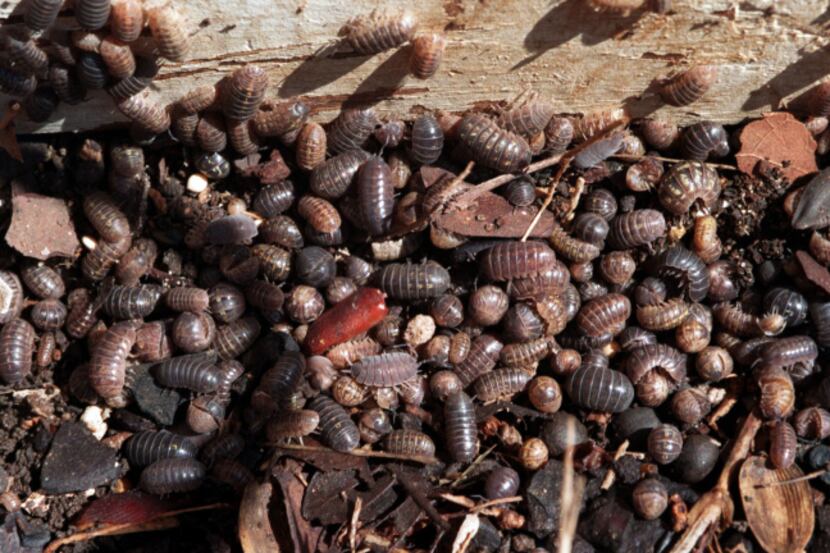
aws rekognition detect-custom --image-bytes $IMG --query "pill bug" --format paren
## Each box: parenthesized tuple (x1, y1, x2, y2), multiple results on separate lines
(326, 337, 382, 370)
(468, 286, 509, 327)
(378, 429, 434, 458)
(140, 458, 206, 495)
(214, 317, 261, 359)
(681, 121, 729, 161)
(25, 0, 63, 31)
(659, 65, 718, 107)
(327, 107, 378, 155)
(549, 222, 601, 263)
(339, 11, 417, 54)
(473, 368, 531, 402)
(756, 335, 818, 380)
(756, 366, 795, 420)
(108, 55, 161, 101)
(285, 285, 325, 324)
(573, 107, 627, 142)
(308, 395, 360, 452)
(124, 430, 198, 467)
(147, 4, 190, 62)
(647, 424, 683, 464)
(103, 284, 162, 320)
(500, 336, 557, 368)
(244, 280, 285, 314)
(458, 114, 532, 173)
(351, 352, 418, 387)
(762, 288, 808, 327)
(100, 36, 136, 80)
(252, 98, 310, 139)
(769, 420, 797, 469)
(195, 112, 228, 152)
(410, 32, 446, 79)
(295, 123, 328, 172)
(444, 392, 478, 462)
(75, 0, 111, 30)
(83, 192, 131, 242)
(250, 182, 294, 220)
(650, 246, 709, 302)
(0, 67, 38, 98)
(117, 93, 171, 134)
(309, 149, 371, 200)
(356, 156, 395, 236)
(658, 161, 721, 215)
(153, 354, 220, 393)
(165, 287, 210, 313)
(570, 213, 609, 247)
(3, 35, 49, 76)
(607, 209, 666, 249)
(110, 0, 144, 42)
(375, 262, 451, 300)
(793, 407, 830, 440)
(222, 65, 268, 121)
(498, 99, 555, 139)
(30, 299, 67, 331)
(507, 262, 570, 300)
(77, 52, 110, 89)
(626, 344, 687, 407)
(297, 196, 341, 234)
(205, 215, 258, 246)
(0, 319, 36, 386)
(256, 351, 305, 405)
(88, 321, 137, 399)
(35, 332, 56, 369)
(226, 119, 261, 155)
(453, 334, 503, 387)
(632, 479, 668, 521)
(636, 298, 689, 331)
(479, 241, 556, 281)
(410, 114, 445, 165)
(636, 279, 668, 309)
(21, 87, 58, 123)
(266, 410, 320, 441)
(566, 365, 634, 413)
(206, 283, 244, 324)
(172, 311, 215, 353)
(576, 293, 631, 338)
(209, 458, 254, 492)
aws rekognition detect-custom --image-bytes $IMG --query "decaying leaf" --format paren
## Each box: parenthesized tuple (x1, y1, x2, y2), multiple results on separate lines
(273, 459, 325, 553)
(452, 514, 480, 553)
(301, 469, 359, 525)
(74, 491, 172, 530)
(239, 481, 281, 553)
(736, 112, 817, 184)
(739, 456, 814, 553)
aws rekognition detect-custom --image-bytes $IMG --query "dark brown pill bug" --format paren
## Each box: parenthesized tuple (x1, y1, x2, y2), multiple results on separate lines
(549, 223, 601, 263)
(88, 321, 137, 399)
(681, 121, 729, 161)
(25, 0, 63, 31)
(357, 156, 395, 236)
(83, 192, 131, 242)
(172, 312, 215, 353)
(565, 365, 634, 413)
(186, 394, 228, 434)
(485, 466, 521, 500)
(618, 326, 658, 353)
(340, 11, 417, 54)
(583, 188, 618, 222)
(757, 366, 795, 420)
(140, 458, 206, 495)
(251, 244, 292, 282)
(373, 119, 405, 148)
(204, 215, 258, 246)
(454, 334, 504, 387)
(166, 287, 210, 312)
(77, 53, 110, 89)
(480, 241, 556, 281)
(659, 65, 718, 107)
(376, 262, 451, 300)
(383, 429, 436, 457)
(66, 290, 99, 339)
(100, 36, 136, 80)
(266, 410, 320, 441)
(763, 288, 808, 327)
(769, 420, 797, 470)
(502, 303, 546, 342)
(647, 424, 683, 465)
(245, 280, 285, 314)
(504, 178, 536, 207)
(210, 458, 254, 492)
(294, 246, 336, 288)
(0, 68, 38, 98)
(599, 251, 636, 285)
(310, 150, 371, 200)
(196, 112, 228, 152)
(444, 392, 478, 463)
(0, 271, 26, 321)
(508, 261, 570, 300)
(501, 336, 558, 368)
(658, 161, 721, 216)
(177, 85, 219, 115)
(636, 297, 688, 332)
(253, 181, 295, 218)
(793, 407, 830, 440)
(252, 98, 309, 139)
(458, 114, 532, 173)
(214, 317, 261, 360)
(498, 99, 555, 139)
(297, 196, 341, 234)
(286, 285, 325, 324)
(670, 388, 711, 426)
(117, 93, 171, 134)
(608, 209, 666, 249)
(3, 35, 49, 75)
(75, 0, 111, 30)
(696, 346, 733, 381)
(308, 395, 360, 452)
(545, 116, 574, 153)
(107, 55, 161, 101)
(124, 430, 198, 467)
(627, 344, 687, 407)
(351, 352, 418, 387)
(431, 294, 464, 328)
(410, 32, 446, 79)
(473, 368, 531, 402)
(296, 123, 328, 172)
(632, 479, 668, 520)
(103, 284, 162, 320)
(410, 114, 445, 165)
(650, 246, 709, 302)
(258, 351, 305, 403)
(227, 119, 262, 155)
(115, 238, 158, 286)
(812, 302, 830, 347)
(110, 0, 144, 42)
(208, 283, 246, 324)
(468, 286, 509, 326)
(153, 355, 220, 393)
(222, 65, 268, 121)
(326, 277, 358, 304)
(147, 4, 189, 62)
(30, 299, 67, 331)
(327, 337, 381, 370)
(0, 319, 36, 386)
(573, 131, 624, 169)
(576, 293, 631, 338)
(327, 107, 378, 155)
(571, 213, 610, 246)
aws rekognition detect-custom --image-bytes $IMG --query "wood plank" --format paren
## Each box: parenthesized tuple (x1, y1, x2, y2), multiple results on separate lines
(1, 0, 829, 134)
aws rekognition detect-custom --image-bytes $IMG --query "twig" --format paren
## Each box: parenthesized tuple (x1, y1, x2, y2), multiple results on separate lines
(350, 496, 362, 553)
(564, 177, 586, 222)
(448, 444, 497, 488)
(755, 467, 829, 488)
(455, 152, 566, 205)
(273, 443, 439, 464)
(389, 465, 451, 531)
(611, 153, 738, 171)
(558, 417, 585, 553)
(601, 439, 630, 491)
(439, 493, 522, 516)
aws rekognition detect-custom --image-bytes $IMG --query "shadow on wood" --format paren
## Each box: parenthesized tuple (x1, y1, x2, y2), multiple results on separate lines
(278, 51, 373, 98)
(511, 0, 645, 72)
(343, 47, 413, 109)
(742, 46, 830, 113)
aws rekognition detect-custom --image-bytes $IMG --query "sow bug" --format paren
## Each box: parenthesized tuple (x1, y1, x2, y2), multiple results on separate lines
(88, 321, 137, 399)
(25, 0, 63, 31)
(103, 284, 162, 320)
(410, 33, 446, 79)
(147, 4, 190, 62)
(177, 85, 219, 115)
(357, 156, 395, 235)
(658, 161, 721, 215)
(458, 114, 532, 173)
(196, 112, 228, 152)
(124, 430, 198, 467)
(444, 392, 478, 463)
(498, 99, 555, 139)
(410, 114, 445, 165)
(153, 355, 220, 393)
(383, 429, 436, 457)
(308, 395, 360, 452)
(339, 11, 417, 54)
(222, 65, 269, 121)
(352, 352, 418, 387)
(480, 241, 556, 281)
(266, 410, 320, 441)
(0, 319, 36, 385)
(375, 262, 451, 300)
(304, 287, 388, 355)
(75, 0, 111, 30)
(310, 150, 371, 200)
(296, 123, 328, 172)
(473, 368, 531, 402)
(453, 334, 503, 387)
(500, 336, 558, 368)
(608, 209, 666, 249)
(565, 365, 634, 413)
(140, 458, 206, 495)
(769, 420, 797, 469)
(327, 107, 378, 155)
(326, 337, 382, 369)
(756, 335, 818, 381)
(659, 65, 718, 107)
(576, 293, 631, 338)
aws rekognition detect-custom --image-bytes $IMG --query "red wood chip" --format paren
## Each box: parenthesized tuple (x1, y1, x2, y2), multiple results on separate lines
(796, 250, 830, 295)
(736, 112, 817, 184)
(6, 182, 80, 260)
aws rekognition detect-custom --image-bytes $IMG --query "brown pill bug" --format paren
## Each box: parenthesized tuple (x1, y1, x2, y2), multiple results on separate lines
(383, 429, 436, 458)
(626, 344, 687, 407)
(501, 336, 558, 368)
(110, 0, 144, 42)
(468, 286, 510, 326)
(3, 35, 49, 75)
(458, 114, 532, 173)
(526, 376, 562, 413)
(573, 107, 627, 142)
(453, 334, 504, 387)
(308, 395, 360, 452)
(339, 10, 417, 54)
(670, 388, 711, 426)
(695, 346, 733, 381)
(498, 99, 555, 139)
(251, 244, 291, 282)
(83, 192, 131, 242)
(571, 213, 610, 246)
(444, 392, 479, 463)
(75, 0, 111, 30)
(30, 299, 68, 330)
(504, 178, 536, 207)
(650, 246, 709, 302)
(357, 156, 395, 236)
(222, 65, 269, 121)
(310, 150, 371, 200)
(140, 458, 206, 495)
(252, 98, 310, 139)
(769, 420, 797, 470)
(763, 288, 808, 328)
(566, 364, 634, 412)
(549, 222, 601, 263)
(285, 285, 325, 324)
(647, 424, 683, 464)
(25, 0, 63, 31)
(449, 332, 473, 365)
(638, 118, 679, 151)
(66, 289, 99, 339)
(473, 368, 531, 402)
(103, 284, 162, 320)
(147, 4, 189, 62)
(573, 131, 624, 169)
(658, 161, 721, 215)
(214, 317, 261, 360)
(756, 366, 795, 420)
(124, 430, 198, 467)
(625, 154, 664, 192)
(636, 298, 689, 332)
(195, 112, 227, 152)
(153, 354, 220, 393)
(326, 107, 378, 155)
(165, 287, 210, 313)
(607, 209, 666, 249)
(576, 293, 631, 338)
(712, 302, 761, 338)
(485, 466, 521, 500)
(77, 52, 110, 89)
(519, 438, 548, 470)
(296, 122, 328, 172)
(258, 352, 305, 403)
(208, 283, 246, 324)
(245, 280, 285, 314)
(508, 261, 570, 300)
(253, 181, 295, 219)
(35, 332, 57, 369)
(266, 410, 320, 441)
(691, 215, 722, 264)
(480, 241, 557, 281)
(117, 93, 171, 134)
(177, 85, 219, 115)
(99, 36, 136, 80)
(410, 114, 445, 165)
(428, 296, 463, 329)
(200, 433, 245, 466)
(205, 215, 258, 246)
(227, 119, 262, 155)
(757, 336, 817, 382)
(88, 321, 137, 399)
(410, 32, 446, 79)
(681, 121, 729, 161)
(330, 375, 369, 407)
(793, 407, 830, 440)
(172, 312, 215, 353)
(632, 479, 668, 520)
(297, 196, 341, 234)
(351, 352, 418, 387)
(583, 188, 618, 221)
(502, 303, 546, 342)
(115, 239, 158, 286)
(659, 65, 718, 107)
(599, 251, 636, 285)
(210, 458, 254, 492)
(0, 67, 38, 98)
(544, 116, 575, 153)
(325, 337, 381, 369)
(375, 262, 451, 300)
(0, 319, 36, 386)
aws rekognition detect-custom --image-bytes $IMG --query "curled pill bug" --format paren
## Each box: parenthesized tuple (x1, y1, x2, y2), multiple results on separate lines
(756, 366, 795, 420)
(245, 280, 285, 314)
(571, 213, 609, 246)
(153, 354, 220, 393)
(308, 395, 360, 452)
(222, 65, 268, 121)
(294, 246, 336, 288)
(632, 479, 668, 520)
(647, 424, 683, 465)
(763, 287, 808, 327)
(473, 368, 531, 402)
(147, 4, 190, 62)
(626, 344, 687, 407)
(566, 364, 634, 413)
(339, 11, 417, 54)
(208, 283, 246, 323)
(0, 271, 24, 325)
(658, 161, 721, 216)
(410, 33, 446, 79)
(252, 98, 310, 139)
(576, 293, 631, 338)
(172, 311, 215, 353)
(351, 352, 418, 387)
(383, 429, 436, 458)
(681, 121, 729, 161)
(650, 246, 709, 302)
(504, 178, 536, 207)
(257, 351, 305, 403)
(140, 458, 206, 495)
(444, 392, 479, 463)
(793, 407, 830, 440)
(88, 321, 137, 399)
(0, 319, 36, 386)
(458, 114, 532, 173)
(103, 284, 162, 320)
(485, 466, 521, 500)
(659, 65, 718, 107)
(30, 299, 67, 331)
(124, 430, 198, 467)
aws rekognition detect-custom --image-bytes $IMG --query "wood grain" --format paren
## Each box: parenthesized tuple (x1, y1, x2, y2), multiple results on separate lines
(2, 0, 829, 134)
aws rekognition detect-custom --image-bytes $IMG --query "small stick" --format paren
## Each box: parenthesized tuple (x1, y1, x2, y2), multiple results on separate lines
(455, 152, 566, 204)
(558, 417, 585, 553)
(755, 467, 829, 488)
(389, 465, 451, 531)
(273, 443, 439, 465)
(564, 176, 586, 222)
(448, 444, 497, 488)
(438, 492, 522, 516)
(349, 496, 362, 553)
(601, 439, 630, 491)
(611, 153, 738, 171)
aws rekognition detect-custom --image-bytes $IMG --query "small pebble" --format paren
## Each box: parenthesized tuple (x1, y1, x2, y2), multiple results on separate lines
(80, 405, 111, 440)
(187, 173, 210, 194)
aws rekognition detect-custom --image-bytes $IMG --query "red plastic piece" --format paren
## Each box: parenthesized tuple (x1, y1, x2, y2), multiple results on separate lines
(304, 287, 388, 355)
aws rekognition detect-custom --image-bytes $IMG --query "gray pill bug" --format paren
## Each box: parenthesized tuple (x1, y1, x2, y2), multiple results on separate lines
(205, 215, 259, 245)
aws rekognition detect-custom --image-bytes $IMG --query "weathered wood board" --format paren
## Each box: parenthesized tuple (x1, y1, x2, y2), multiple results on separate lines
(2, 0, 830, 134)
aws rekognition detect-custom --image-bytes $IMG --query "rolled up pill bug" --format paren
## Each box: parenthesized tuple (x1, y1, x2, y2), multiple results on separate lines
(327, 107, 378, 155)
(757, 366, 795, 420)
(444, 392, 478, 463)
(308, 395, 360, 452)
(124, 430, 198, 467)
(383, 429, 436, 457)
(626, 344, 687, 407)
(769, 420, 797, 470)
(257, 351, 305, 403)
(650, 246, 709, 302)
(30, 299, 68, 331)
(762, 288, 808, 327)
(252, 98, 310, 140)
(576, 293, 631, 338)
(458, 114, 532, 173)
(647, 424, 683, 465)
(339, 11, 417, 54)
(453, 334, 503, 387)
(658, 162, 721, 216)
(0, 271, 24, 324)
(565, 365, 634, 413)
(172, 311, 215, 353)
(680, 121, 729, 161)
(117, 92, 171, 135)
(140, 458, 206, 495)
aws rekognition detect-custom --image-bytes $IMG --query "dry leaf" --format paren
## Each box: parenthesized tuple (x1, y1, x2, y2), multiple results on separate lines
(239, 481, 281, 553)
(273, 459, 325, 553)
(736, 112, 817, 184)
(739, 456, 814, 553)
(435, 192, 554, 238)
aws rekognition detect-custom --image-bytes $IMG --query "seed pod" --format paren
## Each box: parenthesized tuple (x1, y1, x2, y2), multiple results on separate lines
(88, 321, 137, 399)
(632, 479, 668, 520)
(357, 156, 395, 236)
(340, 11, 417, 54)
(549, 222, 601, 263)
(214, 317, 260, 360)
(757, 367, 795, 420)
(454, 335, 503, 387)
(147, 4, 189, 62)
(793, 407, 830, 440)
(383, 429, 436, 457)
(124, 430, 198, 467)
(409, 114, 444, 165)
(117, 93, 171, 134)
(769, 420, 797, 470)
(498, 99, 555, 139)
(607, 209, 666, 250)
(0, 67, 38, 98)
(659, 65, 718, 106)
(458, 114, 532, 173)
(222, 65, 268, 121)
(172, 311, 215, 353)
(763, 288, 808, 327)
(444, 392, 478, 463)
(566, 365, 634, 412)
(308, 395, 360, 452)
(103, 284, 162, 320)
(519, 438, 549, 470)
(681, 121, 729, 161)
(410, 32, 445, 79)
(658, 161, 721, 215)
(576, 293, 630, 338)
(252, 98, 309, 139)
(474, 368, 531, 402)
(266, 410, 320, 441)
(75, 0, 111, 30)
(647, 424, 683, 465)
(480, 241, 556, 281)
(25, 0, 63, 31)
(0, 319, 35, 386)
(140, 458, 206, 495)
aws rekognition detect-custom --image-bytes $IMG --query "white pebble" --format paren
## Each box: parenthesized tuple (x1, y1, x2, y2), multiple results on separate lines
(80, 405, 111, 440)
(81, 235, 97, 250)
(187, 173, 209, 194)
